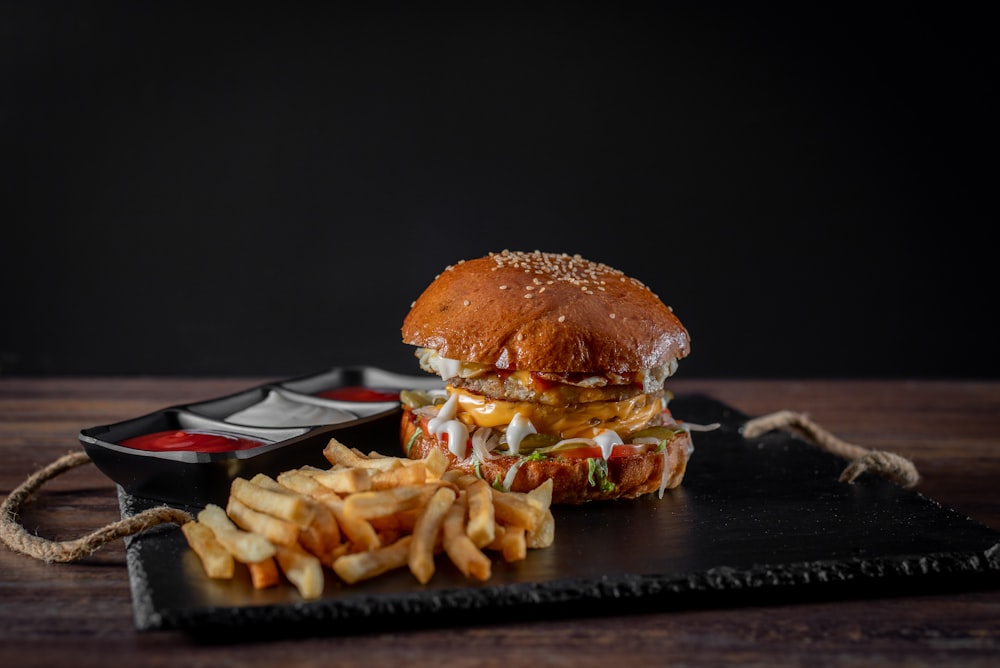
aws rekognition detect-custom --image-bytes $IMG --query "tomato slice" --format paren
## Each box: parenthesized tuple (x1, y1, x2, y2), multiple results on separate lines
(551, 445, 604, 459)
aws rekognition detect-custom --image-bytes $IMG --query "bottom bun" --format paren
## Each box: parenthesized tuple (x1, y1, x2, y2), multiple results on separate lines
(400, 408, 692, 505)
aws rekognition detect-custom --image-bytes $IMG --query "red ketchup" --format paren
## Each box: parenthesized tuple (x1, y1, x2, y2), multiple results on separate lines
(119, 429, 268, 453)
(315, 386, 400, 402)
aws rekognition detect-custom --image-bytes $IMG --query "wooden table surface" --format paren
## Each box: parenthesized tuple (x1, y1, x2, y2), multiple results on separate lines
(1, 377, 998, 667)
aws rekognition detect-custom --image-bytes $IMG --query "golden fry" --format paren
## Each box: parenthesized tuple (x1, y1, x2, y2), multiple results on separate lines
(409, 486, 457, 584)
(276, 469, 337, 500)
(526, 509, 555, 549)
(371, 462, 426, 489)
(197, 504, 276, 564)
(490, 489, 545, 532)
(226, 496, 299, 547)
(181, 520, 234, 579)
(311, 466, 373, 494)
(184, 437, 557, 592)
(526, 478, 554, 511)
(464, 479, 495, 548)
(420, 447, 450, 480)
(326, 495, 380, 551)
(231, 477, 315, 528)
(275, 544, 325, 599)
(343, 484, 438, 520)
(501, 525, 527, 562)
(324, 438, 401, 471)
(442, 495, 491, 581)
(333, 535, 413, 584)
(247, 556, 280, 589)
(252, 472, 342, 553)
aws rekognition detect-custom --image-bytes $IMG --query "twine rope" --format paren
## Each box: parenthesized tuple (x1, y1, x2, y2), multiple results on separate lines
(0, 450, 191, 563)
(742, 410, 920, 488)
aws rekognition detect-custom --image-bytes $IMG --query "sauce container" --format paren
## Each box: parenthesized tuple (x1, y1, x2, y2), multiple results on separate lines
(78, 366, 443, 507)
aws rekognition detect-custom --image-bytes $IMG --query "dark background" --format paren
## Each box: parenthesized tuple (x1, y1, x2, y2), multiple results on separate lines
(1, 4, 995, 380)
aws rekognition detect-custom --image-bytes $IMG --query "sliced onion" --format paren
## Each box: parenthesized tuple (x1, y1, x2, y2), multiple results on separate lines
(471, 427, 500, 461)
(658, 444, 671, 499)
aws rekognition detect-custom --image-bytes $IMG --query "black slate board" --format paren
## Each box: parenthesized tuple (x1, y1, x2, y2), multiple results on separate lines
(119, 394, 1000, 637)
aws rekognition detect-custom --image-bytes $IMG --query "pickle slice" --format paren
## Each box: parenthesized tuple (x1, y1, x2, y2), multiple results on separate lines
(502, 432, 560, 455)
(628, 425, 687, 442)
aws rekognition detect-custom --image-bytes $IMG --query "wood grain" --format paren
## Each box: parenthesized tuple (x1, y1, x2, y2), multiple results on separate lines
(2, 378, 998, 667)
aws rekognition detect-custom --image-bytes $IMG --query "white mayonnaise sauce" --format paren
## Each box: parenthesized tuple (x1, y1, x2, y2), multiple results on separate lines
(593, 429, 624, 459)
(427, 391, 469, 458)
(225, 391, 357, 427)
(504, 412, 536, 455)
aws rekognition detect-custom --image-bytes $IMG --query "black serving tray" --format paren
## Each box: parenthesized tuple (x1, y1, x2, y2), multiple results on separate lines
(113, 392, 1000, 636)
(80, 366, 443, 507)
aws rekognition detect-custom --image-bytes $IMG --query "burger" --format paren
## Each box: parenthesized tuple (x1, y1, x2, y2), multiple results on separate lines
(399, 250, 693, 504)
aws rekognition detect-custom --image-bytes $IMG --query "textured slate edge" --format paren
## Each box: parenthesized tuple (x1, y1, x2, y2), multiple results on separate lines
(114, 392, 1000, 638)
(144, 541, 1000, 639)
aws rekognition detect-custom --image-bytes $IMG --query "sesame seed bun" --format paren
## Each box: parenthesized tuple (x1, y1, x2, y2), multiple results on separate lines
(401, 250, 690, 374)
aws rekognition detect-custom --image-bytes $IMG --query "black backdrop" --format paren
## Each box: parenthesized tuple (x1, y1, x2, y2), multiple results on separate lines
(2, 4, 996, 379)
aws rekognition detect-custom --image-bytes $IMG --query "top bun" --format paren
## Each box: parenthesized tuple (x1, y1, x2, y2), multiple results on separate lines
(401, 250, 690, 374)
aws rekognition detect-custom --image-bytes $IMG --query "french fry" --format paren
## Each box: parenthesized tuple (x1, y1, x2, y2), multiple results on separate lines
(371, 461, 426, 489)
(325, 495, 381, 551)
(526, 478, 554, 510)
(491, 489, 545, 533)
(343, 484, 439, 521)
(289, 502, 341, 562)
(250, 473, 342, 555)
(248, 556, 280, 589)
(275, 544, 325, 599)
(464, 479, 495, 548)
(526, 510, 555, 549)
(501, 525, 527, 562)
(333, 535, 413, 584)
(197, 504, 276, 564)
(369, 507, 421, 533)
(409, 486, 457, 584)
(181, 520, 234, 579)
(226, 496, 300, 547)
(420, 447, 450, 480)
(324, 438, 401, 471)
(525, 478, 555, 549)
(184, 436, 558, 592)
(276, 468, 336, 499)
(310, 466, 373, 494)
(231, 477, 315, 528)
(442, 495, 491, 581)
(274, 470, 372, 548)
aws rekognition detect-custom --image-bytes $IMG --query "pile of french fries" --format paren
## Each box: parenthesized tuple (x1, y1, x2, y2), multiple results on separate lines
(180, 437, 555, 599)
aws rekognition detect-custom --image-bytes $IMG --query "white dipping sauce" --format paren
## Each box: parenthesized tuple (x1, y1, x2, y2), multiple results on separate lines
(225, 391, 358, 427)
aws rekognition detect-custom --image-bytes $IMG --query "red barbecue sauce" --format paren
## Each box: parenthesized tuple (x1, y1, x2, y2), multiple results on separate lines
(315, 386, 400, 402)
(119, 429, 268, 453)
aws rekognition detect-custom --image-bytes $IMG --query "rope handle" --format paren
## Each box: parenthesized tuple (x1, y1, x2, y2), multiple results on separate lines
(0, 450, 191, 563)
(742, 410, 920, 488)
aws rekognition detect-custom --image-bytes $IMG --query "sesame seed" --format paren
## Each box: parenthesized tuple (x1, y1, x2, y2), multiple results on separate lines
(499, 285, 508, 290)
(558, 315, 566, 322)
(524, 293, 534, 299)
(609, 313, 616, 319)
(463, 299, 471, 306)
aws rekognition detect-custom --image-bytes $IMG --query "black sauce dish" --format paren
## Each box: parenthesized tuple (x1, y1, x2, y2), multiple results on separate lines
(78, 366, 443, 507)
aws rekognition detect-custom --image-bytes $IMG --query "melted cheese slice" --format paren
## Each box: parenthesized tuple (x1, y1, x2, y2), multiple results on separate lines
(448, 385, 662, 440)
